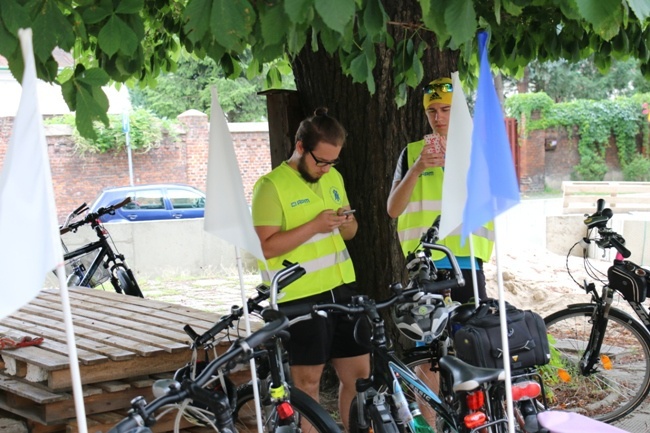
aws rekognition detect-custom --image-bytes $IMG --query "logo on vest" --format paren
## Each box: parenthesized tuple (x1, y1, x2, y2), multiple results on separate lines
(291, 198, 310, 207)
(329, 187, 342, 204)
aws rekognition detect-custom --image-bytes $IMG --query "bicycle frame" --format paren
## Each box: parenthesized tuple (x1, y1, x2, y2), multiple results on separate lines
(64, 238, 112, 287)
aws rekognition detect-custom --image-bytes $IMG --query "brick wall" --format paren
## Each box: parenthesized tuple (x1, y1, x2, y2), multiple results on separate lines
(0, 111, 271, 222)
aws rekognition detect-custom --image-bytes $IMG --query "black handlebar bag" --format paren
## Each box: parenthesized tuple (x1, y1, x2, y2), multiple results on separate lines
(608, 260, 648, 303)
(453, 299, 550, 371)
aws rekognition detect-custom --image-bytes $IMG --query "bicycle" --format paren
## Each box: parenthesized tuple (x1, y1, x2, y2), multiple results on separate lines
(394, 220, 548, 433)
(544, 198, 650, 425)
(107, 315, 291, 433)
(175, 261, 341, 433)
(279, 238, 529, 433)
(59, 198, 143, 297)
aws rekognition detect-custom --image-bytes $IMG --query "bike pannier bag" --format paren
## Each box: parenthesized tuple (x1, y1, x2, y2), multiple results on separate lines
(608, 261, 647, 303)
(453, 299, 550, 370)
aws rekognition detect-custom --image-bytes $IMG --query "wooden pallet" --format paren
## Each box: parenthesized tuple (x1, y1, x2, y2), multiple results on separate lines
(0, 287, 258, 431)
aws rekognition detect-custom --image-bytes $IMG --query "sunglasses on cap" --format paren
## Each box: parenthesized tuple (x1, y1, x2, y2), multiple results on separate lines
(424, 83, 453, 94)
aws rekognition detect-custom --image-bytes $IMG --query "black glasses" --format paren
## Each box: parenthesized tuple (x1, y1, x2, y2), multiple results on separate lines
(309, 150, 340, 167)
(424, 83, 453, 94)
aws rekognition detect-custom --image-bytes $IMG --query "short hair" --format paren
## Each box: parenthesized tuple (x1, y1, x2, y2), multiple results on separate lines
(295, 107, 347, 151)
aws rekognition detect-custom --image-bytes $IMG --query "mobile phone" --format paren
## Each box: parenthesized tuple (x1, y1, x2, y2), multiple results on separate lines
(342, 209, 356, 215)
(424, 133, 444, 154)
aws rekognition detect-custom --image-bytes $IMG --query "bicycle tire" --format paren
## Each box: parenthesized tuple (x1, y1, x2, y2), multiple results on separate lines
(349, 395, 400, 433)
(544, 304, 650, 423)
(114, 266, 144, 297)
(234, 383, 341, 433)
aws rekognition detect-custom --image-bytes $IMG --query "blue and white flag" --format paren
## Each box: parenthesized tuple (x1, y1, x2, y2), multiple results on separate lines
(461, 31, 520, 242)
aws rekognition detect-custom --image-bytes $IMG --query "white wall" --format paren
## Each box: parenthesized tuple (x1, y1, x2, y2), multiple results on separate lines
(50, 219, 258, 283)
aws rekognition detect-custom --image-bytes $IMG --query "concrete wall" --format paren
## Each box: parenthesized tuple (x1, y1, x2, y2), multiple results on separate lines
(48, 219, 258, 285)
(546, 214, 650, 267)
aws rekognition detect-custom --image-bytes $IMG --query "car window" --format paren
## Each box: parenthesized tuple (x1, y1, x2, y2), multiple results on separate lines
(123, 189, 165, 210)
(168, 188, 205, 209)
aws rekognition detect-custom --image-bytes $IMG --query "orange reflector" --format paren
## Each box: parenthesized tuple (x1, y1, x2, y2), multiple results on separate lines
(464, 411, 487, 429)
(277, 401, 294, 419)
(601, 354, 613, 370)
(511, 381, 542, 401)
(466, 390, 485, 411)
(558, 369, 571, 382)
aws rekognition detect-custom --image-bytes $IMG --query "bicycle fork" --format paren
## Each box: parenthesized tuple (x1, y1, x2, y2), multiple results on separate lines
(580, 285, 614, 375)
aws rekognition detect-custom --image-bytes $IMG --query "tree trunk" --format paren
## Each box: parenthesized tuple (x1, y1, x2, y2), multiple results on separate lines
(289, 0, 459, 301)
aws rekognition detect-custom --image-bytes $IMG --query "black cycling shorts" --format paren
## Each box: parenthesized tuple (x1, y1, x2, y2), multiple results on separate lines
(278, 283, 370, 366)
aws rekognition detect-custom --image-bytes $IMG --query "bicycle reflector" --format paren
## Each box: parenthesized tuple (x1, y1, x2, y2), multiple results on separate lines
(464, 411, 487, 429)
(277, 402, 295, 420)
(511, 381, 542, 401)
(600, 354, 613, 370)
(465, 390, 485, 411)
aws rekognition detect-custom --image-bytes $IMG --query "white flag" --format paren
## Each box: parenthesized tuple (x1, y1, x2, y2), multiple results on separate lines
(204, 87, 265, 262)
(0, 28, 64, 319)
(439, 72, 474, 239)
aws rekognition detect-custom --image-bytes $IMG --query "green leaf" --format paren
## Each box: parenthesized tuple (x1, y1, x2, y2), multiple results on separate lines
(0, 0, 30, 35)
(502, 0, 523, 16)
(421, 0, 450, 48)
(260, 2, 288, 47)
(574, 0, 621, 34)
(363, 0, 387, 39)
(284, 0, 312, 24)
(444, 0, 476, 49)
(81, 0, 113, 24)
(211, 0, 256, 51)
(349, 52, 368, 83)
(0, 17, 18, 57)
(115, 0, 144, 14)
(314, 0, 354, 35)
(287, 22, 308, 53)
(99, 15, 138, 56)
(183, 0, 213, 43)
(77, 67, 111, 87)
(319, 26, 340, 54)
(61, 78, 76, 111)
(628, 0, 650, 25)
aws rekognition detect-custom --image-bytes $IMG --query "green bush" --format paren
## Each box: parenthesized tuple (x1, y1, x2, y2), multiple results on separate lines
(623, 155, 650, 181)
(47, 108, 178, 154)
(572, 154, 607, 181)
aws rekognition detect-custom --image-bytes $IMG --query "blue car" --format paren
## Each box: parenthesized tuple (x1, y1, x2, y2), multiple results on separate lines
(89, 184, 206, 222)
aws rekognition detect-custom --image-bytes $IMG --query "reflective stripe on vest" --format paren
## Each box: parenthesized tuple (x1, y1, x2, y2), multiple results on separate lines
(396, 140, 494, 262)
(255, 163, 355, 302)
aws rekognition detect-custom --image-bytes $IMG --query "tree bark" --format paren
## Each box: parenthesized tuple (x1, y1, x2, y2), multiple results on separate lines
(289, 0, 459, 301)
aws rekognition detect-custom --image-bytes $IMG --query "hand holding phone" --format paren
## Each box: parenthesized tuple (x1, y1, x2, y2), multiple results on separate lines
(424, 133, 444, 154)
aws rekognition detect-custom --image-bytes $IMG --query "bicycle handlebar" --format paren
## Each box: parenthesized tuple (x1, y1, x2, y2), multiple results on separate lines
(60, 197, 132, 235)
(582, 200, 631, 258)
(183, 261, 305, 348)
(107, 316, 289, 433)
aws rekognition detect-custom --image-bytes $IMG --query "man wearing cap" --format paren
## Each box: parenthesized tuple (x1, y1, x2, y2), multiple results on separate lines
(386, 77, 494, 303)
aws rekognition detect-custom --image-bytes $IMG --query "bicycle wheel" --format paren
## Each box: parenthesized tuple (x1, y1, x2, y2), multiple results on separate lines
(114, 266, 144, 297)
(400, 352, 441, 429)
(544, 305, 650, 423)
(349, 395, 400, 433)
(234, 383, 341, 433)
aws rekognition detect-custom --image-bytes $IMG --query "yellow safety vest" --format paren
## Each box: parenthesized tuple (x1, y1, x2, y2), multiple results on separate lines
(256, 162, 356, 302)
(396, 140, 494, 262)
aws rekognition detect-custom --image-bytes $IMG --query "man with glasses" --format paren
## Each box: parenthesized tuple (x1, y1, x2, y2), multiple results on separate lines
(387, 77, 494, 304)
(251, 107, 369, 431)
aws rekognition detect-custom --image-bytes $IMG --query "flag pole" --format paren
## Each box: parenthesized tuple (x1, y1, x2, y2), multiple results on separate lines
(55, 264, 89, 433)
(493, 213, 514, 433)
(234, 245, 265, 433)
